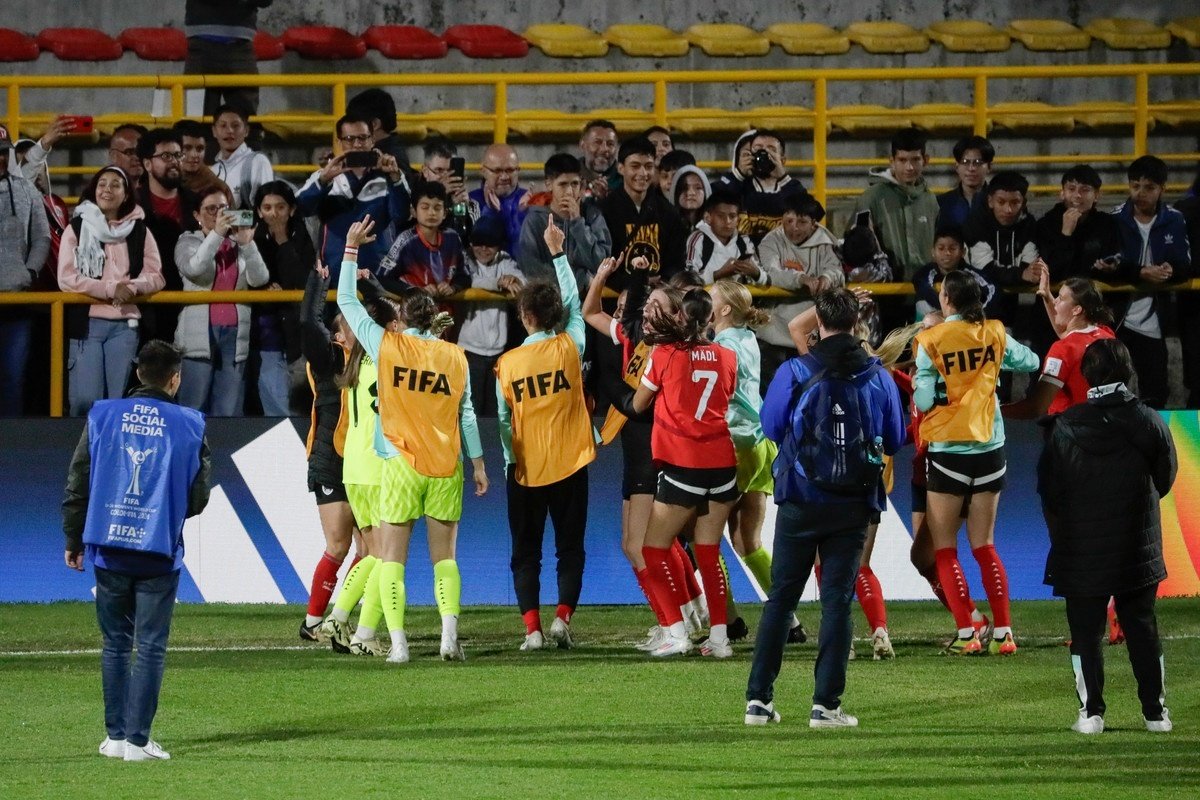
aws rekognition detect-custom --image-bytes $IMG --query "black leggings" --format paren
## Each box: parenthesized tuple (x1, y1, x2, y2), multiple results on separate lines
(1064, 585, 1165, 720)
(508, 466, 589, 614)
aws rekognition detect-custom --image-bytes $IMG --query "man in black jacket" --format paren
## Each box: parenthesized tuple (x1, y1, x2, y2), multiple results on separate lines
(184, 0, 272, 115)
(1035, 165, 1123, 281)
(1038, 338, 1177, 735)
(63, 341, 211, 761)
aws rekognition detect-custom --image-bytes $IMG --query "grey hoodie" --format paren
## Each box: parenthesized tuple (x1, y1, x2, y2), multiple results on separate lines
(0, 167, 50, 291)
(517, 201, 611, 291)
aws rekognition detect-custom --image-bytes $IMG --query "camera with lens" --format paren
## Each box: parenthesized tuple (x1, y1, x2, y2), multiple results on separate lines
(750, 148, 776, 179)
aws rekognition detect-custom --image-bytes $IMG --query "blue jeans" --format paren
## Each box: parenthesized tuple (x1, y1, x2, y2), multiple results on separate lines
(94, 567, 180, 747)
(179, 325, 244, 416)
(254, 348, 291, 416)
(0, 315, 32, 416)
(68, 318, 139, 417)
(747, 501, 870, 710)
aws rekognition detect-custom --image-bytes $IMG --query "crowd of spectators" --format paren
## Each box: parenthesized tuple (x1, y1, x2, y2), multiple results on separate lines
(0, 92, 1196, 417)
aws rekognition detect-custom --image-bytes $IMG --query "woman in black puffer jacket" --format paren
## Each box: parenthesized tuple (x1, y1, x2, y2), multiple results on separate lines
(1038, 339, 1177, 736)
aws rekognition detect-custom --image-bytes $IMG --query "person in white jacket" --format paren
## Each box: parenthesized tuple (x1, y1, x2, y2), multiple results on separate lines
(174, 184, 269, 416)
(211, 104, 273, 210)
(684, 189, 764, 285)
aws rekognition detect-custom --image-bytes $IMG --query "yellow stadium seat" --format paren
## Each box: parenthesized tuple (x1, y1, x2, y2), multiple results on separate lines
(506, 110, 585, 140)
(1153, 103, 1200, 130)
(925, 21, 1011, 53)
(685, 24, 770, 57)
(420, 110, 496, 140)
(668, 108, 751, 138)
(764, 23, 850, 55)
(829, 104, 909, 136)
(844, 22, 930, 54)
(990, 102, 1075, 135)
(588, 107, 657, 137)
(604, 24, 690, 57)
(523, 24, 608, 57)
(1006, 20, 1091, 51)
(748, 106, 820, 135)
(907, 103, 981, 134)
(1070, 101, 1154, 131)
(1166, 17, 1200, 47)
(1084, 18, 1171, 50)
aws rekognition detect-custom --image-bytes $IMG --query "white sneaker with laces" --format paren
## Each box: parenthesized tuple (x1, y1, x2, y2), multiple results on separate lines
(872, 628, 895, 660)
(98, 737, 125, 758)
(549, 617, 574, 649)
(124, 740, 171, 761)
(1145, 709, 1173, 732)
(440, 638, 466, 661)
(699, 637, 733, 658)
(1072, 711, 1105, 734)
(744, 700, 781, 725)
(635, 626, 666, 652)
(520, 630, 545, 651)
(810, 704, 859, 728)
(651, 632, 692, 657)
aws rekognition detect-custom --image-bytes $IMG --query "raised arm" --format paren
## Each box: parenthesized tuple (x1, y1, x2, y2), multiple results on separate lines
(582, 255, 621, 335)
(544, 215, 586, 354)
(336, 216, 384, 361)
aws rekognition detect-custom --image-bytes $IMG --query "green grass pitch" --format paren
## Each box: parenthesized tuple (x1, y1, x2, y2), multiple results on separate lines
(2, 599, 1199, 799)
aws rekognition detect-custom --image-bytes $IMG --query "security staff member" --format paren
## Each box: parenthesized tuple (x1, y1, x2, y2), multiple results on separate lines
(63, 340, 211, 762)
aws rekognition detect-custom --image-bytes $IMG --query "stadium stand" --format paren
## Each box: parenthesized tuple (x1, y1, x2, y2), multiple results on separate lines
(253, 30, 285, 60)
(1167, 16, 1200, 47)
(1084, 18, 1172, 50)
(443, 24, 529, 58)
(844, 21, 930, 54)
(281, 26, 368, 60)
(523, 24, 609, 57)
(363, 25, 449, 60)
(684, 24, 772, 57)
(924, 21, 1012, 53)
(0, 27, 39, 61)
(603, 24, 690, 57)
(35, 28, 123, 61)
(763, 23, 851, 55)
(118, 27, 188, 61)
(1005, 19, 1091, 51)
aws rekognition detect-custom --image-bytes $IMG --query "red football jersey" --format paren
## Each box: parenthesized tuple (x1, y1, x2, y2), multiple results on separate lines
(1042, 325, 1115, 416)
(641, 343, 736, 468)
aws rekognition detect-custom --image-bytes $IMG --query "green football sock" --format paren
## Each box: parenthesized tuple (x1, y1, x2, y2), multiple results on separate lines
(433, 559, 462, 618)
(718, 553, 731, 588)
(356, 560, 384, 632)
(380, 561, 406, 632)
(333, 555, 377, 615)
(744, 547, 773, 592)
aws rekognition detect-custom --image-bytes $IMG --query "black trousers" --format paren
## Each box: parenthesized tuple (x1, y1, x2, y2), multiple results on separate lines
(1117, 327, 1169, 409)
(1065, 584, 1165, 720)
(465, 350, 499, 418)
(1177, 293, 1200, 408)
(508, 465, 588, 614)
(185, 38, 260, 116)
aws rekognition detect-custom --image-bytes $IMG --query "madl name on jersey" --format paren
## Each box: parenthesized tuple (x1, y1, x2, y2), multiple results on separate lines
(121, 404, 167, 437)
(511, 369, 571, 402)
(941, 345, 997, 373)
(392, 366, 451, 395)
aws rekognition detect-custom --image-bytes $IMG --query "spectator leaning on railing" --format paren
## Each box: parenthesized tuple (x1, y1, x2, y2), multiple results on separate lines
(519, 153, 611, 290)
(57, 166, 164, 418)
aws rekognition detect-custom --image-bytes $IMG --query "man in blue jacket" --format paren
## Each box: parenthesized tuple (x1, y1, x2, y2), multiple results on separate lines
(63, 341, 211, 762)
(744, 289, 905, 730)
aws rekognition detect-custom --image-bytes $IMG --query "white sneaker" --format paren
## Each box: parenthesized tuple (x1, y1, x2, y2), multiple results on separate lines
(635, 626, 666, 652)
(810, 704, 858, 728)
(1072, 711, 1105, 734)
(872, 628, 895, 660)
(650, 632, 692, 657)
(520, 630, 545, 651)
(847, 643, 857, 661)
(683, 607, 700, 637)
(124, 740, 171, 761)
(549, 617, 573, 649)
(700, 637, 733, 658)
(385, 633, 410, 664)
(1145, 709, 1173, 732)
(440, 638, 466, 661)
(744, 700, 781, 725)
(98, 737, 125, 758)
(349, 637, 385, 657)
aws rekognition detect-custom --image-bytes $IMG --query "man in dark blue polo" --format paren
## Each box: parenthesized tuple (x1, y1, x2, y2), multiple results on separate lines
(63, 341, 211, 762)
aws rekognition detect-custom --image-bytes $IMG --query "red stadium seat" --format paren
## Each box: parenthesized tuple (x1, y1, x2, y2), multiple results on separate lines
(36, 28, 123, 61)
(363, 25, 448, 59)
(119, 27, 187, 61)
(0, 28, 39, 61)
(254, 31, 285, 60)
(444, 24, 529, 58)
(282, 26, 367, 59)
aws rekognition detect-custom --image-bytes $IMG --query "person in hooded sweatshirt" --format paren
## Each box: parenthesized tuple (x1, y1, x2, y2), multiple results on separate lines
(1038, 338, 1177, 736)
(714, 130, 809, 247)
(518, 153, 610, 290)
(670, 163, 711, 231)
(211, 104, 274, 210)
(684, 189, 764, 285)
(964, 170, 1043, 335)
(852, 128, 939, 282)
(57, 166, 165, 417)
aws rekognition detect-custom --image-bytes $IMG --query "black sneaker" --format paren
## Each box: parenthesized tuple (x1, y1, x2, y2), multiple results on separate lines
(299, 620, 321, 642)
(728, 616, 750, 641)
(787, 621, 808, 644)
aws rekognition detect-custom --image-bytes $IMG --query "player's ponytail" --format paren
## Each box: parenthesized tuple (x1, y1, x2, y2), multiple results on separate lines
(712, 279, 770, 329)
(403, 293, 454, 338)
(338, 298, 402, 389)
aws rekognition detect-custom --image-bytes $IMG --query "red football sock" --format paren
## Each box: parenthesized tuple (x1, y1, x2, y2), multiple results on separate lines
(555, 604, 573, 624)
(972, 545, 1011, 628)
(855, 566, 888, 631)
(305, 552, 343, 617)
(813, 563, 823, 597)
(671, 539, 703, 602)
(693, 543, 728, 627)
(934, 548, 974, 631)
(635, 567, 668, 625)
(522, 609, 542, 635)
(642, 545, 684, 625)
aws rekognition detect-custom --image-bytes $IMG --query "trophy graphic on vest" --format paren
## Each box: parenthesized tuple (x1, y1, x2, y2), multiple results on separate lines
(125, 446, 156, 497)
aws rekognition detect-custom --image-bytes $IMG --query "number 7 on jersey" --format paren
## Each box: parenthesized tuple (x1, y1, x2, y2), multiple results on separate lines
(691, 369, 718, 420)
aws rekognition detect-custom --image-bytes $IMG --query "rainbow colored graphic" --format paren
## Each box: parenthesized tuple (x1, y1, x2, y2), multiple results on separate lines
(1161, 412, 1200, 597)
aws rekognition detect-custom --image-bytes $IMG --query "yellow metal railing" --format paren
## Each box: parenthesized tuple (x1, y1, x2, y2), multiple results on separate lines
(4, 280, 1199, 417)
(4, 64, 1200, 206)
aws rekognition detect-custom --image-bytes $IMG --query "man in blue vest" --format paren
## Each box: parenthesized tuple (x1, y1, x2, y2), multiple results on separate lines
(63, 340, 211, 762)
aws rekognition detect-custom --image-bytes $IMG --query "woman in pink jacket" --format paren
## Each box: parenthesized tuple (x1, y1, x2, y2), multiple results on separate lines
(58, 166, 164, 416)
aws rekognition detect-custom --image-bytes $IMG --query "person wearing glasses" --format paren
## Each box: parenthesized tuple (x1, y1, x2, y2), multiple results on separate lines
(297, 113, 410, 282)
(469, 144, 529, 257)
(937, 135, 994, 230)
(107, 125, 148, 193)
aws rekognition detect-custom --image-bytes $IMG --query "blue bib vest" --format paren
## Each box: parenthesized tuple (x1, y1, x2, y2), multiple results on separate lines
(82, 398, 205, 560)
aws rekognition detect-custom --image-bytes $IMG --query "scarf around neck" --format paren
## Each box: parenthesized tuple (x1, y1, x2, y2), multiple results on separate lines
(72, 200, 138, 279)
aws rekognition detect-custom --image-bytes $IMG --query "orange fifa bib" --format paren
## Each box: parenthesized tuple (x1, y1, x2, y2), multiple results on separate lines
(916, 319, 1006, 444)
(377, 332, 468, 477)
(598, 338, 651, 445)
(497, 334, 596, 487)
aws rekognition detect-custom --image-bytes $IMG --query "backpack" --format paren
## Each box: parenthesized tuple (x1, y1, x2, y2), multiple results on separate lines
(775, 353, 885, 496)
